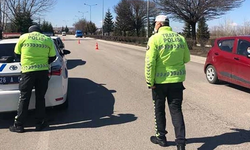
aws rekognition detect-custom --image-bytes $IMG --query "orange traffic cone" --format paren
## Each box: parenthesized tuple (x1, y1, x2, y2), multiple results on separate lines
(62, 37, 65, 41)
(78, 39, 80, 44)
(95, 42, 99, 50)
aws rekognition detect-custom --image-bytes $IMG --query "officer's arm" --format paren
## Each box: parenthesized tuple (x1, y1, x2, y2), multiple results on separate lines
(183, 39, 190, 63)
(145, 36, 157, 88)
(48, 39, 57, 64)
(14, 35, 25, 60)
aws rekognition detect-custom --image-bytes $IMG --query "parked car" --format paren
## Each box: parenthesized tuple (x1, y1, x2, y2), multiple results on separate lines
(204, 36, 250, 89)
(75, 30, 83, 38)
(0, 38, 70, 113)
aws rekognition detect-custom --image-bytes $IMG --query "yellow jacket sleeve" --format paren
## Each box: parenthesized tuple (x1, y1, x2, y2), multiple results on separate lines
(145, 36, 157, 87)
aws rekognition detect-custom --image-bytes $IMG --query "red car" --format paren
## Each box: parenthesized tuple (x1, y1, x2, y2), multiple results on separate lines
(204, 36, 250, 89)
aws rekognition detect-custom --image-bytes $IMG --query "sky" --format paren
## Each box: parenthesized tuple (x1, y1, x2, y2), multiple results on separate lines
(43, 0, 250, 32)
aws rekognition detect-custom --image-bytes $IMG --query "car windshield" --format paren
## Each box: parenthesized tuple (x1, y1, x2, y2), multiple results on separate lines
(0, 43, 17, 62)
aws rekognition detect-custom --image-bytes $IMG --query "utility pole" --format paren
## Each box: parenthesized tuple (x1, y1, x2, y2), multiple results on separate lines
(147, 0, 149, 38)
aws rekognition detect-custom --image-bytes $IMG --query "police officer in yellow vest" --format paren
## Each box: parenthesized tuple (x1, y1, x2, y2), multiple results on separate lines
(9, 25, 56, 133)
(145, 15, 190, 150)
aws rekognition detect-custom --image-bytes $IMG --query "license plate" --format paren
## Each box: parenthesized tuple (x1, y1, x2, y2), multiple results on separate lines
(0, 76, 20, 84)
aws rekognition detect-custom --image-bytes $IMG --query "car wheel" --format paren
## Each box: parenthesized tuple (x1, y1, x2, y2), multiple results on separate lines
(206, 65, 219, 84)
(55, 96, 68, 110)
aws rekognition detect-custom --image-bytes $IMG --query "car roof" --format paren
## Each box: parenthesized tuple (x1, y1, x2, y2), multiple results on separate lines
(0, 38, 19, 44)
(50, 36, 61, 39)
(217, 35, 250, 39)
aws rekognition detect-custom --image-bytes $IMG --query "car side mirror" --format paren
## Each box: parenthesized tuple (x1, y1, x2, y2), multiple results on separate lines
(247, 49, 250, 58)
(63, 49, 71, 55)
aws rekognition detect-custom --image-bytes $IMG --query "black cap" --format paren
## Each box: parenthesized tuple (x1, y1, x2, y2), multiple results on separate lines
(28, 25, 41, 33)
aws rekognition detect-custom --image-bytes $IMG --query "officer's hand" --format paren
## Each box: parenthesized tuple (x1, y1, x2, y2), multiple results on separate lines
(148, 86, 156, 89)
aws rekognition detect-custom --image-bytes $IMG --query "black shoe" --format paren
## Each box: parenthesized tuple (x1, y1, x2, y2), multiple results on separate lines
(35, 121, 49, 131)
(9, 124, 24, 133)
(177, 144, 185, 150)
(150, 136, 167, 147)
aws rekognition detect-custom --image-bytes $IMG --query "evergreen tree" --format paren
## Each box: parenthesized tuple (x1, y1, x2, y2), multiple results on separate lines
(12, 12, 33, 33)
(114, 0, 134, 36)
(197, 17, 210, 46)
(103, 9, 114, 36)
(41, 20, 54, 34)
(65, 26, 69, 33)
(61, 26, 65, 32)
(182, 22, 192, 38)
(87, 22, 97, 35)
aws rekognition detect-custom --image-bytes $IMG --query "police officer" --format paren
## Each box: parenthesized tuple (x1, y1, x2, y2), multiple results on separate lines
(145, 15, 190, 150)
(9, 25, 56, 133)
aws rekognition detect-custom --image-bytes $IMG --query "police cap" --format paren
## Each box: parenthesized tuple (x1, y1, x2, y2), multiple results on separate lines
(28, 25, 41, 33)
(155, 15, 169, 23)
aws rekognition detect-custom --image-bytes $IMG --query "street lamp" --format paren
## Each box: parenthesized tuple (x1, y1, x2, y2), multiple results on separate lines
(78, 11, 88, 20)
(84, 3, 97, 22)
(102, 0, 104, 36)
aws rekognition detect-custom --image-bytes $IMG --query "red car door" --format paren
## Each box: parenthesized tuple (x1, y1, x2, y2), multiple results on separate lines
(231, 38, 250, 88)
(213, 38, 235, 83)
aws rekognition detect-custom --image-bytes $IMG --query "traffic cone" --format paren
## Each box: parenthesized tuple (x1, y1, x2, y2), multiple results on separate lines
(62, 37, 65, 41)
(78, 39, 80, 44)
(95, 42, 99, 50)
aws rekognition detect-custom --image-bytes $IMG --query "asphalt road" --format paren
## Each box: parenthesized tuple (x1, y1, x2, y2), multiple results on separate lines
(1, 35, 250, 150)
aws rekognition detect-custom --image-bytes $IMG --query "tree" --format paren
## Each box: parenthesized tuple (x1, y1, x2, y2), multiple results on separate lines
(12, 12, 33, 33)
(197, 17, 210, 46)
(65, 26, 69, 33)
(114, 0, 158, 37)
(74, 19, 88, 34)
(114, 0, 134, 36)
(182, 22, 192, 38)
(103, 9, 114, 36)
(3, 0, 56, 33)
(87, 22, 97, 35)
(153, 0, 244, 42)
(41, 20, 54, 33)
(61, 26, 64, 32)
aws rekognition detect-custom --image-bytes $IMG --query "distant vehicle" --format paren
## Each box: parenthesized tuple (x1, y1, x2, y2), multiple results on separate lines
(0, 38, 71, 113)
(75, 30, 83, 38)
(62, 31, 66, 36)
(204, 36, 250, 89)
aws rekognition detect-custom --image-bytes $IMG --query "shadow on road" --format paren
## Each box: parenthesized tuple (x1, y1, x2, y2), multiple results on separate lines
(187, 128, 250, 150)
(67, 59, 86, 70)
(0, 78, 137, 130)
(46, 78, 137, 130)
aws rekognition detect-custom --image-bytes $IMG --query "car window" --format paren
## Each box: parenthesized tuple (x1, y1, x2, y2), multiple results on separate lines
(237, 40, 250, 56)
(0, 43, 17, 62)
(218, 39, 234, 53)
(53, 39, 64, 56)
(57, 38, 64, 48)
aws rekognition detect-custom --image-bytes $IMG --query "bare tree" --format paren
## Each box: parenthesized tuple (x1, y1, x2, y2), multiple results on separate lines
(153, 0, 245, 41)
(130, 0, 158, 37)
(2, 0, 56, 21)
(210, 18, 250, 37)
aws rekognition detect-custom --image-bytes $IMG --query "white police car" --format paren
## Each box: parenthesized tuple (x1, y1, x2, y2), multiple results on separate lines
(0, 38, 70, 113)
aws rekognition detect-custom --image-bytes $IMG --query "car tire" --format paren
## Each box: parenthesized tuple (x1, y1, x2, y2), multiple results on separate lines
(206, 65, 219, 84)
(55, 96, 68, 110)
